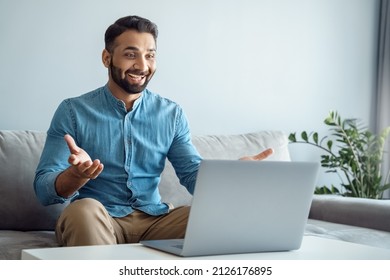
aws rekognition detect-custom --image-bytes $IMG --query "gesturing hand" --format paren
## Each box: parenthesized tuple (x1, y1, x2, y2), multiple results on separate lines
(239, 148, 274, 161)
(64, 134, 104, 179)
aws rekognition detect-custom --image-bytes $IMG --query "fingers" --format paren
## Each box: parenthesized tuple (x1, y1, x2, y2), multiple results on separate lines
(68, 154, 80, 165)
(76, 159, 104, 179)
(64, 134, 80, 154)
(239, 148, 274, 161)
(64, 134, 103, 179)
(253, 148, 274, 160)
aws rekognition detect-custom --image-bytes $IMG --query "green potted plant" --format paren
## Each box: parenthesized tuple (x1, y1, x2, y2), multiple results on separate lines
(288, 111, 390, 199)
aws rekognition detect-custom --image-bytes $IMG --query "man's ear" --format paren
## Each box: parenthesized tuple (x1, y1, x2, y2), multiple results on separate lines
(102, 49, 111, 68)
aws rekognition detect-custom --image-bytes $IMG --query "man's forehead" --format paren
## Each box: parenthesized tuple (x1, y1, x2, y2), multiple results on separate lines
(114, 30, 156, 49)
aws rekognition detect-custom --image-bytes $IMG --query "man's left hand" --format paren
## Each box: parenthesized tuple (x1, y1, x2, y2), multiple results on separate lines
(239, 148, 274, 161)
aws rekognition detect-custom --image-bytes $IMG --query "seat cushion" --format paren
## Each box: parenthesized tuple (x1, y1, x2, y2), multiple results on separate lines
(0, 230, 58, 260)
(305, 219, 390, 250)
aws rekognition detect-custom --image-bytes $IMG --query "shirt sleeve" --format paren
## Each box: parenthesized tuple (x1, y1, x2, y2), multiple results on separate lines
(34, 100, 78, 205)
(167, 107, 202, 195)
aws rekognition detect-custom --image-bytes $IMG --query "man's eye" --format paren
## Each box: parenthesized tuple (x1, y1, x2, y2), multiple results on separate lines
(125, 53, 136, 58)
(147, 53, 156, 59)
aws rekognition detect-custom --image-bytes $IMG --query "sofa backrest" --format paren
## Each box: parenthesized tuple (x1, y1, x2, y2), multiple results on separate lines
(0, 130, 67, 231)
(0, 130, 290, 230)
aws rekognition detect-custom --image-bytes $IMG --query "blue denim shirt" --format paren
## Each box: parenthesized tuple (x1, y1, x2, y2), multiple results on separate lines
(34, 85, 202, 217)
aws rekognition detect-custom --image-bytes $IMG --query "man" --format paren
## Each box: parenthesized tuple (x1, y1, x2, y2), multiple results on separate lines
(34, 15, 272, 246)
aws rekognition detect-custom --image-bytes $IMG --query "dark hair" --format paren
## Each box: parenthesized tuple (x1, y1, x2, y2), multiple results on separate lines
(104, 15, 158, 52)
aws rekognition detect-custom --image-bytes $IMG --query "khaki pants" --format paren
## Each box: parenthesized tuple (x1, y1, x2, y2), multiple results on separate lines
(55, 198, 190, 246)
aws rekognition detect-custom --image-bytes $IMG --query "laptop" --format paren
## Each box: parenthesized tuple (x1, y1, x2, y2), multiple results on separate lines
(141, 160, 320, 257)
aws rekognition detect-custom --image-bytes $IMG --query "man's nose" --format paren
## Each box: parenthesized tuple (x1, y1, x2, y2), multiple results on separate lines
(133, 57, 148, 72)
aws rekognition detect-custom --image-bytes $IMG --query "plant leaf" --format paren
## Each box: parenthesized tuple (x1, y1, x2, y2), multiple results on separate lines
(288, 133, 296, 142)
(327, 140, 333, 150)
(301, 131, 308, 142)
(313, 132, 318, 144)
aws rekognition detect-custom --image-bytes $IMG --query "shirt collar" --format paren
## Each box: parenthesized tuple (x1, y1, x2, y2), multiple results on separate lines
(103, 84, 144, 113)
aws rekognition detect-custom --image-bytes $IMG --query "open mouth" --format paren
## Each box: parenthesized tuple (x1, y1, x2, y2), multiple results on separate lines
(127, 73, 146, 83)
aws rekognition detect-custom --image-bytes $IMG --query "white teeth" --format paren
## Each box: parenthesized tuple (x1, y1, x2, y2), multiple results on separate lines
(128, 74, 145, 80)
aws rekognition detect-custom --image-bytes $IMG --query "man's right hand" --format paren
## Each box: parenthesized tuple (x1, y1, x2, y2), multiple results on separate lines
(55, 135, 104, 198)
(64, 134, 104, 179)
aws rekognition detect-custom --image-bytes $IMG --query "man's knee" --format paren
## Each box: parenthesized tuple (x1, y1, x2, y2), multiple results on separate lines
(56, 198, 116, 246)
(62, 198, 105, 219)
(58, 198, 110, 229)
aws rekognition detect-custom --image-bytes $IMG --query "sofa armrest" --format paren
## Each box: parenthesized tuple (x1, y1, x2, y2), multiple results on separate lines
(309, 194, 390, 232)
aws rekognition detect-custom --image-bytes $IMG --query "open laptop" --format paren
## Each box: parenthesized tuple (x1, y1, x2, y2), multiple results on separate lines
(141, 160, 320, 257)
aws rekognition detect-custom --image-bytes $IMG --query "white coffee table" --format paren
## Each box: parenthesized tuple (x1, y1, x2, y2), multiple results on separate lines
(21, 236, 390, 260)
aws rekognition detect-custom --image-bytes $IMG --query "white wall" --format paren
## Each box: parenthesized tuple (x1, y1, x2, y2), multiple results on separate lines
(0, 0, 380, 186)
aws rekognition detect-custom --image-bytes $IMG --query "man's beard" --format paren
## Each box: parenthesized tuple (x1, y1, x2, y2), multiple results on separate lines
(109, 61, 153, 94)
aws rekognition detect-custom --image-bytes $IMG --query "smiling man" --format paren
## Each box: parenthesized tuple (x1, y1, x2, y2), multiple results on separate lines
(34, 15, 272, 247)
(104, 27, 157, 110)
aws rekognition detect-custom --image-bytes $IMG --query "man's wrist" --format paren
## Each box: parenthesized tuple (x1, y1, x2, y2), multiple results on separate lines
(55, 168, 89, 198)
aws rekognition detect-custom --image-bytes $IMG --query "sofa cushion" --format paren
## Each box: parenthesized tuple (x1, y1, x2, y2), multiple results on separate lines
(158, 130, 290, 207)
(0, 230, 57, 260)
(0, 130, 289, 228)
(192, 130, 290, 161)
(0, 130, 67, 231)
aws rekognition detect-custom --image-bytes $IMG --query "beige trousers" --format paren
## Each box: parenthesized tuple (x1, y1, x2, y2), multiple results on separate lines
(55, 198, 190, 246)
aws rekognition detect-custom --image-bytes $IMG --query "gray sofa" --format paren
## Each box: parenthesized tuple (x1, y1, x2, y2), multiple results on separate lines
(1, 130, 390, 260)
